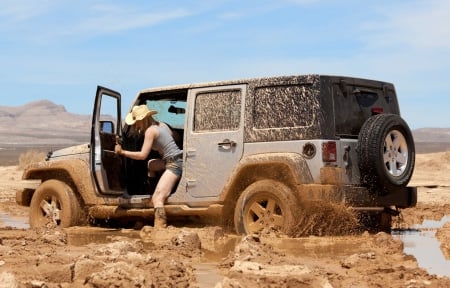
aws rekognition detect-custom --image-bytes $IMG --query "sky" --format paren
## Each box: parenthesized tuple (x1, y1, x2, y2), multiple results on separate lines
(1, 0, 449, 129)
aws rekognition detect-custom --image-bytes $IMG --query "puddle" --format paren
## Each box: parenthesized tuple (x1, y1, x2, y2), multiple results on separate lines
(271, 237, 365, 258)
(393, 215, 450, 277)
(0, 213, 29, 229)
(65, 227, 140, 246)
(2, 211, 449, 280)
(66, 226, 229, 287)
(193, 263, 224, 288)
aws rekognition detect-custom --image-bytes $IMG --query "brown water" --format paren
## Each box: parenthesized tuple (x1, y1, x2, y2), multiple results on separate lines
(1, 213, 449, 278)
(392, 215, 450, 277)
(0, 213, 29, 229)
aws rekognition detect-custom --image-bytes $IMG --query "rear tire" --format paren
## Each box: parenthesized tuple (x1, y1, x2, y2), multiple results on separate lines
(29, 180, 82, 228)
(234, 180, 298, 235)
(358, 212, 392, 233)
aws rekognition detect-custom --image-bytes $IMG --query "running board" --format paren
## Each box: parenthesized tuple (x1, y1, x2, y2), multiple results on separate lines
(118, 195, 152, 208)
(89, 203, 223, 219)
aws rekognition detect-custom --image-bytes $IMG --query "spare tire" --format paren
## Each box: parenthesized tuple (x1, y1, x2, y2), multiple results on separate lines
(357, 114, 415, 194)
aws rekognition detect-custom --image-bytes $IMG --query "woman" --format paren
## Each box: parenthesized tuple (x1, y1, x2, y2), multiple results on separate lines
(115, 104, 183, 228)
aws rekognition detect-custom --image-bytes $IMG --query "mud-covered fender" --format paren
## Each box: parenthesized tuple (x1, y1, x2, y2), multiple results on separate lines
(220, 152, 313, 203)
(22, 159, 99, 205)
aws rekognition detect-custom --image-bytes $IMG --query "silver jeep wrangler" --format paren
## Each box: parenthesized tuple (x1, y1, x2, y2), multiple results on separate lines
(17, 75, 416, 234)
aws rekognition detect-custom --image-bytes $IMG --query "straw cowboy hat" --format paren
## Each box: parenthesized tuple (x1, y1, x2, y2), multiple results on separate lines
(125, 105, 158, 125)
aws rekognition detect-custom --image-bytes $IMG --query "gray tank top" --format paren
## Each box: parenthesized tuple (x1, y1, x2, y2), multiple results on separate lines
(152, 123, 182, 160)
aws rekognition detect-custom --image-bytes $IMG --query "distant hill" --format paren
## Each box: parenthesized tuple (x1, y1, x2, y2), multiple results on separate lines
(0, 100, 90, 146)
(0, 100, 449, 153)
(412, 127, 450, 142)
(412, 128, 450, 153)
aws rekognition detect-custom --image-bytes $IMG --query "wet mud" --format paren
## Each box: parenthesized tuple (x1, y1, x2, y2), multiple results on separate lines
(1, 150, 450, 287)
(1, 200, 449, 287)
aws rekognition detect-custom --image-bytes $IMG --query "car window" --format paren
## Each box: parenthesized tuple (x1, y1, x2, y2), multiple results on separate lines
(146, 99, 186, 130)
(253, 84, 316, 129)
(193, 89, 241, 132)
(333, 85, 395, 136)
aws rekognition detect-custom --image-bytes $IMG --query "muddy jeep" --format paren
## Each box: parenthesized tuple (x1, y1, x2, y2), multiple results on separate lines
(17, 75, 416, 234)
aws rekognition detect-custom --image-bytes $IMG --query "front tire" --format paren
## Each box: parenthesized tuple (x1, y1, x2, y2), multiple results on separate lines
(234, 180, 298, 235)
(29, 180, 82, 228)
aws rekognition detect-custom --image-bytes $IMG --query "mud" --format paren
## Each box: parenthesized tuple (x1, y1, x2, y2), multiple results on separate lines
(0, 151, 449, 287)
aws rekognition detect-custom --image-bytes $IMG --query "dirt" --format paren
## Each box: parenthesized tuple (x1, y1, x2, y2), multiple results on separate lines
(0, 152, 450, 287)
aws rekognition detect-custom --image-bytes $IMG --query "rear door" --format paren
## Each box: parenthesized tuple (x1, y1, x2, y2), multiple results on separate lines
(185, 85, 246, 197)
(333, 79, 398, 137)
(332, 78, 399, 184)
(91, 86, 123, 195)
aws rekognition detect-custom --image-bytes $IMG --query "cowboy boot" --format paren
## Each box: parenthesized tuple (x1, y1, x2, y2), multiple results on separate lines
(154, 207, 167, 228)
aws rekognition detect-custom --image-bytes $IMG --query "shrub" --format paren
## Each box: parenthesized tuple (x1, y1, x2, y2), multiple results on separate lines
(18, 150, 46, 170)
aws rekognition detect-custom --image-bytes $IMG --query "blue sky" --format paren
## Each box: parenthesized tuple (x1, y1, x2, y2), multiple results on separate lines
(1, 0, 449, 129)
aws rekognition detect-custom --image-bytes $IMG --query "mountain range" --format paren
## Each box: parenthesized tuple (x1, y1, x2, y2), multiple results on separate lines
(1, 99, 449, 153)
(0, 100, 90, 146)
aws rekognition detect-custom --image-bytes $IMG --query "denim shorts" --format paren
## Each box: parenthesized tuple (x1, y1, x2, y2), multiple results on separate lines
(165, 154, 183, 177)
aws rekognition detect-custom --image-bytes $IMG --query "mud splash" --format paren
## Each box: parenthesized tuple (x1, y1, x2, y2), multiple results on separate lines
(393, 215, 450, 277)
(291, 201, 360, 237)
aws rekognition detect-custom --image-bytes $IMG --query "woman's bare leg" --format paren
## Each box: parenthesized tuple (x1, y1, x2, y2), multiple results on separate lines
(152, 169, 180, 207)
(152, 170, 179, 228)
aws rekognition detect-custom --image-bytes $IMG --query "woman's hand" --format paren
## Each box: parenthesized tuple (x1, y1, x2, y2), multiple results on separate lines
(115, 144, 123, 155)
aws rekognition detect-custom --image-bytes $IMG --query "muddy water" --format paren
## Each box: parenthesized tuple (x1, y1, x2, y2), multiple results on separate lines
(2, 214, 450, 279)
(393, 215, 450, 278)
(63, 226, 228, 288)
(269, 237, 365, 258)
(0, 213, 29, 229)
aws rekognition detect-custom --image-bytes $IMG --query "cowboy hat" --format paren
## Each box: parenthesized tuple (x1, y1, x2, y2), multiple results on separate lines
(125, 105, 158, 125)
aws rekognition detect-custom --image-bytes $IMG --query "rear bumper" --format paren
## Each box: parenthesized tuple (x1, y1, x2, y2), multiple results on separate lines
(344, 186, 417, 209)
(301, 184, 417, 209)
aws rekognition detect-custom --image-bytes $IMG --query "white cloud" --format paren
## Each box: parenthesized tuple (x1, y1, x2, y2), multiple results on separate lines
(361, 0, 450, 51)
(66, 7, 192, 36)
(0, 0, 51, 22)
(1, 2, 195, 43)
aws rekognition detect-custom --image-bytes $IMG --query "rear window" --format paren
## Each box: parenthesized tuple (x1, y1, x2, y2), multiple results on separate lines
(333, 85, 396, 136)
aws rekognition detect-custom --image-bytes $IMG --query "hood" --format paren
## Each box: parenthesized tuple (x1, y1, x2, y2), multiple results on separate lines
(47, 143, 90, 161)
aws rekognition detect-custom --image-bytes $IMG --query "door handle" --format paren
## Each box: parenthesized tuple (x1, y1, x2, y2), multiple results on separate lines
(186, 149, 196, 157)
(186, 179, 196, 187)
(218, 139, 236, 150)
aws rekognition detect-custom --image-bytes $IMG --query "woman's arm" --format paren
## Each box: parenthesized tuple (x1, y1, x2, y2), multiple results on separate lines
(115, 126, 159, 160)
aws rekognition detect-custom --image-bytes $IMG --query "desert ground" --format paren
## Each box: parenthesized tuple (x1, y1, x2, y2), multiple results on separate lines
(0, 151, 449, 287)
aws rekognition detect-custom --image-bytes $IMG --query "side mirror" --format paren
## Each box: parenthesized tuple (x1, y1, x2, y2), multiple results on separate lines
(100, 121, 114, 134)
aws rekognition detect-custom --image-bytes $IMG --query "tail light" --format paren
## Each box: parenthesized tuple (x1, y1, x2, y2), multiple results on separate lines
(322, 141, 337, 162)
(371, 107, 383, 115)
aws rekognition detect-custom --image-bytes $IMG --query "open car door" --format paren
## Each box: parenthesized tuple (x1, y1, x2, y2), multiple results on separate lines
(90, 86, 124, 195)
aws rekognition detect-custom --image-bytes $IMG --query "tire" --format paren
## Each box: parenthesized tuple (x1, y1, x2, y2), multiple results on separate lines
(358, 212, 392, 233)
(357, 114, 415, 194)
(29, 180, 82, 228)
(234, 180, 298, 235)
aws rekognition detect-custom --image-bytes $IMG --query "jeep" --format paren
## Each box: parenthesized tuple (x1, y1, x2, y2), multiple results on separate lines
(17, 74, 417, 234)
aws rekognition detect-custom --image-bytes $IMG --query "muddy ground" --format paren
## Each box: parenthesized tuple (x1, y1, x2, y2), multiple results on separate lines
(0, 152, 449, 287)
